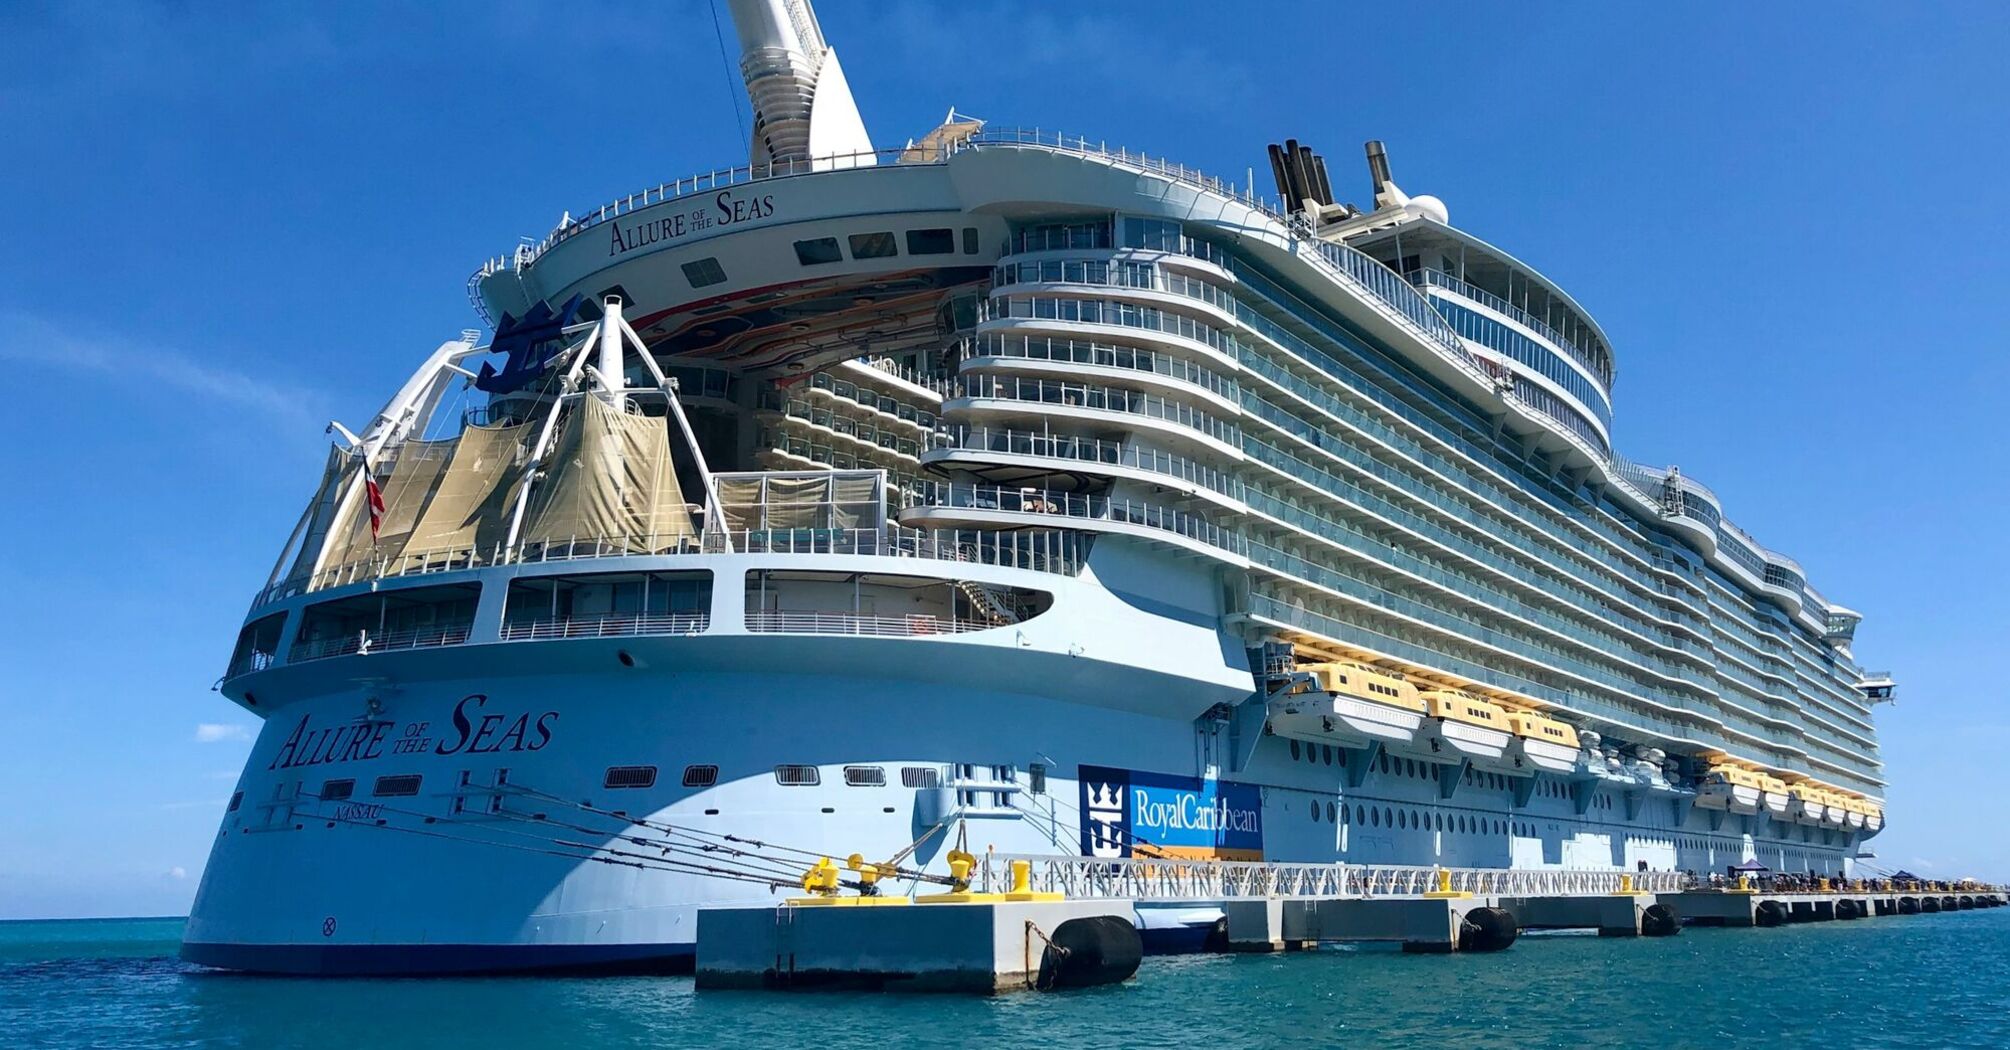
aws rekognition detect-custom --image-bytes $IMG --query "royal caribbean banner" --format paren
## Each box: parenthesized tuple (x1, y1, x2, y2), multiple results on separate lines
(1079, 764, 1264, 860)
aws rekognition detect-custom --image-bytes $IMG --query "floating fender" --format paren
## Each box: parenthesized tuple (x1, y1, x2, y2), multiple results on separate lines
(1943, 897, 1959, 912)
(1035, 916, 1143, 990)
(1835, 898, 1860, 920)
(1754, 900, 1788, 927)
(1921, 896, 1941, 913)
(1201, 916, 1231, 954)
(1898, 897, 1920, 915)
(1640, 903, 1680, 937)
(1958, 896, 1975, 910)
(1457, 907, 1520, 952)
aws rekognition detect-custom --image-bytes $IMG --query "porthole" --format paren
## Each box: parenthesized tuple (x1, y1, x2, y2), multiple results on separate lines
(1310, 802, 1320, 823)
(1290, 739, 1301, 760)
(1384, 807, 1394, 828)
(1370, 808, 1380, 828)
(1322, 745, 1334, 766)
(1398, 810, 1408, 830)
(1326, 801, 1337, 823)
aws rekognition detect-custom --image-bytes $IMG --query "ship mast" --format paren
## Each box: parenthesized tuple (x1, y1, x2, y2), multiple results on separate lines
(725, 0, 875, 169)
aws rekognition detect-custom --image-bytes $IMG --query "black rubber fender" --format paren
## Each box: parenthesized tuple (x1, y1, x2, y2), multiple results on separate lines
(1921, 896, 1941, 913)
(1958, 896, 1975, 910)
(1457, 906, 1519, 952)
(1754, 899, 1788, 927)
(1035, 915, 1143, 990)
(1640, 902, 1680, 936)
(1835, 898, 1860, 920)
(1943, 896, 1959, 911)
(1897, 897, 1919, 915)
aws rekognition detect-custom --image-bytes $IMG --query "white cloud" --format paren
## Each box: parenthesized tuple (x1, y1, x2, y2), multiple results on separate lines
(0, 309, 320, 426)
(194, 723, 251, 744)
(166, 866, 188, 880)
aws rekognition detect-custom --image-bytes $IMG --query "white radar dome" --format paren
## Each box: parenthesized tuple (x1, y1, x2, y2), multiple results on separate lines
(1410, 194, 1450, 225)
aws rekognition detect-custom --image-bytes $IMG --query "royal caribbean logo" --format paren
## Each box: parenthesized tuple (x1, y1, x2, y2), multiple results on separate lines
(1078, 765, 1263, 861)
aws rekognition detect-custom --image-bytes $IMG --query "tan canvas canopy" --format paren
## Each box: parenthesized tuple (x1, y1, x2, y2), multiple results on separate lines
(521, 397, 695, 553)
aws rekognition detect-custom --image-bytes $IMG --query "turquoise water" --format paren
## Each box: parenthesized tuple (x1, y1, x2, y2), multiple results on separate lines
(5, 913, 2008, 1048)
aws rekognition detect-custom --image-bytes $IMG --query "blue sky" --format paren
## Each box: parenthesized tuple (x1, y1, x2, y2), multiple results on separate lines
(2, 1, 2006, 918)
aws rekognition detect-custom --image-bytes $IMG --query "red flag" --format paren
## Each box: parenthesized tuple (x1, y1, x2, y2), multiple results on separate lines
(362, 458, 386, 539)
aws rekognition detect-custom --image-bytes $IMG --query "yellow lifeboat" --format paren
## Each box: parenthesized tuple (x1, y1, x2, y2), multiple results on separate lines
(1419, 689, 1518, 772)
(1501, 706, 1580, 775)
(1696, 762, 1763, 814)
(1267, 661, 1427, 751)
(1756, 773, 1792, 821)
(1782, 774, 1827, 825)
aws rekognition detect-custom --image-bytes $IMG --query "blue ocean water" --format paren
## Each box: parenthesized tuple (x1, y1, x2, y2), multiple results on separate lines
(4, 913, 2008, 1048)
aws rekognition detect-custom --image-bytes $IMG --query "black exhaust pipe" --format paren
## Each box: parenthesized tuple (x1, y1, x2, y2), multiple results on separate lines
(1267, 143, 1293, 209)
(1365, 139, 1392, 194)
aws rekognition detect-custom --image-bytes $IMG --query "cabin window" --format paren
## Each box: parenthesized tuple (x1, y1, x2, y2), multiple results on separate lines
(906, 228, 955, 255)
(373, 774, 422, 798)
(320, 778, 355, 802)
(775, 765, 821, 786)
(849, 231, 898, 259)
(683, 257, 727, 287)
(961, 227, 980, 254)
(604, 765, 659, 789)
(1028, 763, 1047, 795)
(901, 767, 940, 789)
(1309, 803, 1320, 824)
(1289, 739, 1300, 760)
(843, 765, 886, 787)
(1326, 801, 1336, 823)
(1322, 745, 1334, 766)
(681, 765, 719, 787)
(793, 237, 843, 265)
(227, 791, 243, 813)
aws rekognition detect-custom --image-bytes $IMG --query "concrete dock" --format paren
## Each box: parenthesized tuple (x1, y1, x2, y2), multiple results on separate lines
(696, 897, 1141, 992)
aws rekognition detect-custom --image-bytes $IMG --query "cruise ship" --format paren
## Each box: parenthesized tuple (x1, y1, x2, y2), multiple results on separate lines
(184, 0, 1893, 973)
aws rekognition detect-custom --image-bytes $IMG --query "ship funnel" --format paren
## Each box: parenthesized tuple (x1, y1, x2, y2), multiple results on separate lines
(725, 0, 875, 170)
(1365, 140, 1393, 191)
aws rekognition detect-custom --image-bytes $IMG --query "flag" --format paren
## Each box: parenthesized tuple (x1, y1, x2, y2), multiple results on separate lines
(362, 457, 386, 539)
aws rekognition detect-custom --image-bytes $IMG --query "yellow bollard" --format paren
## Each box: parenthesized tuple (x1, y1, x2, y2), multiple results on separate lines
(1818, 877, 1831, 893)
(1011, 859, 1032, 896)
(1620, 873, 1634, 894)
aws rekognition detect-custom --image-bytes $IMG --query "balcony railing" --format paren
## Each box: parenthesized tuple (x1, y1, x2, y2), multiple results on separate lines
(1410, 268, 1613, 387)
(926, 426, 1243, 499)
(499, 612, 709, 641)
(906, 481, 1248, 556)
(744, 611, 993, 637)
(953, 373, 1240, 446)
(290, 623, 474, 664)
(963, 332, 1239, 401)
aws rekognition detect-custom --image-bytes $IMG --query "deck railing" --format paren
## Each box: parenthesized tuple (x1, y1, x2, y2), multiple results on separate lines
(257, 526, 1084, 608)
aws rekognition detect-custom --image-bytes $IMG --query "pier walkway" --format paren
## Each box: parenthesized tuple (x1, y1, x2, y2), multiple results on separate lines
(974, 854, 2006, 952)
